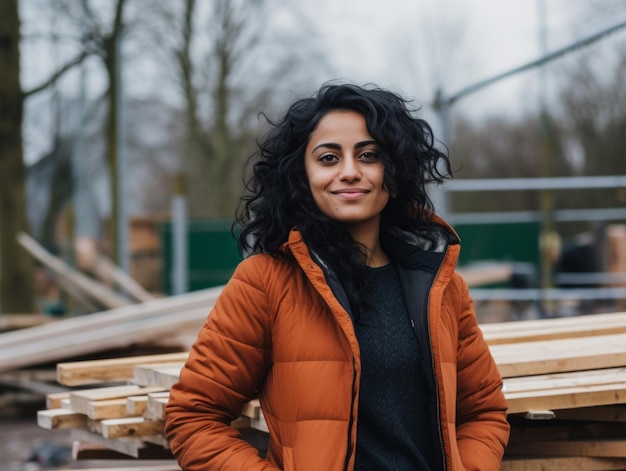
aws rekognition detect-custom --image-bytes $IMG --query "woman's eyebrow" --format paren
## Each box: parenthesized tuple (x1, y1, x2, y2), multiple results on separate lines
(311, 142, 341, 153)
(355, 140, 377, 149)
(312, 140, 377, 153)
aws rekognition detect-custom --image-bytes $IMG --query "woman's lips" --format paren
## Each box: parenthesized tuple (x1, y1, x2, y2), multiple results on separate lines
(331, 189, 369, 199)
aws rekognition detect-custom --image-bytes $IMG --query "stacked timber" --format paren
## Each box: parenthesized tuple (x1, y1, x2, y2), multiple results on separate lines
(35, 311, 626, 470)
(484, 311, 626, 470)
(37, 352, 266, 463)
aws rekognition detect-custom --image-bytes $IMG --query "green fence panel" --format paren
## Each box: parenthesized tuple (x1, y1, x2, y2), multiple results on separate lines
(161, 219, 541, 294)
(454, 222, 541, 267)
(161, 219, 242, 294)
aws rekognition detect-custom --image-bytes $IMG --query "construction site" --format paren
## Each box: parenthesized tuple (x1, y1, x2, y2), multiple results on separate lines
(3, 1, 626, 470)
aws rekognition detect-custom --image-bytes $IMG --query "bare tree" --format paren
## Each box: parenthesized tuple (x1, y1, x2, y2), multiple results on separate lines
(161, 0, 308, 217)
(0, 0, 36, 313)
(449, 112, 573, 214)
(557, 47, 626, 182)
(0, 0, 93, 313)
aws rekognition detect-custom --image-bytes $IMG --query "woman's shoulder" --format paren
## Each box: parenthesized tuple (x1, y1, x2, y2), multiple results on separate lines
(232, 252, 299, 284)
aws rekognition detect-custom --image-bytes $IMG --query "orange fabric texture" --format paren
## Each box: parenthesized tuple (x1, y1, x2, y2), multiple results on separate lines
(164, 226, 510, 470)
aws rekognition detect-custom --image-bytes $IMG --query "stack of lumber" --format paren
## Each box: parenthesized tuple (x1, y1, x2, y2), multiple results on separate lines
(34, 310, 626, 470)
(37, 352, 266, 463)
(483, 311, 626, 470)
(0, 286, 223, 373)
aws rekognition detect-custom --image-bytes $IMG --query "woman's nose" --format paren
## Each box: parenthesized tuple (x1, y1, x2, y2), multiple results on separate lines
(339, 158, 361, 181)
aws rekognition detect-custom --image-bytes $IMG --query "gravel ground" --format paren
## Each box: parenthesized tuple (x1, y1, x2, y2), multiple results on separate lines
(1, 415, 74, 471)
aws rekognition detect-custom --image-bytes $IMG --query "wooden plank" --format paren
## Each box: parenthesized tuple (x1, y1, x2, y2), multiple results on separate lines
(501, 456, 626, 471)
(17, 232, 131, 309)
(76, 239, 156, 303)
(151, 366, 183, 389)
(133, 362, 184, 387)
(457, 262, 512, 287)
(87, 398, 135, 420)
(481, 311, 626, 345)
(57, 352, 189, 386)
(0, 313, 55, 331)
(491, 333, 626, 378)
(100, 417, 164, 439)
(140, 433, 170, 448)
(71, 428, 164, 458)
(145, 393, 169, 420)
(506, 382, 626, 414)
(37, 408, 87, 429)
(503, 368, 626, 394)
(0, 283, 218, 373)
(46, 391, 70, 409)
(127, 395, 148, 415)
(70, 385, 164, 415)
(241, 399, 261, 419)
(506, 438, 626, 458)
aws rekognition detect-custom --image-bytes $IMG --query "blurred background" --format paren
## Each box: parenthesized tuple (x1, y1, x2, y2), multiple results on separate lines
(2, 0, 626, 324)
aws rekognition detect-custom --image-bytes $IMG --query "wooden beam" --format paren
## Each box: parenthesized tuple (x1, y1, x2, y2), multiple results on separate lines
(70, 385, 164, 415)
(0, 313, 55, 331)
(100, 417, 164, 439)
(506, 382, 626, 414)
(133, 362, 184, 388)
(481, 311, 626, 345)
(57, 352, 189, 386)
(126, 395, 148, 415)
(71, 428, 169, 459)
(457, 262, 513, 287)
(17, 232, 131, 309)
(76, 239, 155, 303)
(87, 398, 135, 420)
(492, 333, 626, 378)
(46, 391, 70, 409)
(0, 285, 219, 372)
(503, 368, 626, 394)
(145, 392, 169, 420)
(37, 408, 87, 429)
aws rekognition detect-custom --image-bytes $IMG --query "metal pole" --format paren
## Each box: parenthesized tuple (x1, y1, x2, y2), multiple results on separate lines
(171, 174, 188, 295)
(537, 0, 556, 316)
(115, 30, 129, 273)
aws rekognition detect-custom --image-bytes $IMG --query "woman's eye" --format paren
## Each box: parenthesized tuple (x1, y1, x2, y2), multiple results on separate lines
(360, 151, 378, 160)
(319, 154, 337, 163)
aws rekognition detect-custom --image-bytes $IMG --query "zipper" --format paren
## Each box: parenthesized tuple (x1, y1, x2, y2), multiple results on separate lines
(343, 353, 357, 471)
(426, 249, 448, 471)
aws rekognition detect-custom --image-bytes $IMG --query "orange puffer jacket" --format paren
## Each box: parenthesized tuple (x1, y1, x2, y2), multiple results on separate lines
(165, 220, 510, 470)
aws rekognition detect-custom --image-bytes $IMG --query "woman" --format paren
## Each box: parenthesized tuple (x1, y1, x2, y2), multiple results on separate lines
(165, 83, 510, 470)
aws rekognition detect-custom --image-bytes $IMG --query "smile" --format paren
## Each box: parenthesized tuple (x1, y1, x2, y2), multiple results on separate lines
(331, 189, 369, 199)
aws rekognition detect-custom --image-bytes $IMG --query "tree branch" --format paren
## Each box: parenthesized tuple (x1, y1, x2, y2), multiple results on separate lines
(22, 50, 90, 98)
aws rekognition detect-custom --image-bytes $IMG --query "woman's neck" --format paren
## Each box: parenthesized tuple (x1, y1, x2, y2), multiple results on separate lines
(346, 224, 389, 268)
(364, 248, 391, 268)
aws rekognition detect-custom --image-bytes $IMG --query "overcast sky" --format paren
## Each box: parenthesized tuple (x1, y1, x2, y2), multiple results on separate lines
(298, 0, 626, 119)
(19, 0, 626, 164)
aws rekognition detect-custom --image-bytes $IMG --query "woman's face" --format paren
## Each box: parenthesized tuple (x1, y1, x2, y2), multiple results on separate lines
(304, 110, 389, 239)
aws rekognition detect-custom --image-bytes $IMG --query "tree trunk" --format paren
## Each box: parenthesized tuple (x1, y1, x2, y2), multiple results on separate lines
(0, 0, 36, 313)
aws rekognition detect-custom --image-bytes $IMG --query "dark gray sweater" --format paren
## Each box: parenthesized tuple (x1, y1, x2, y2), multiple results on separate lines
(353, 262, 437, 470)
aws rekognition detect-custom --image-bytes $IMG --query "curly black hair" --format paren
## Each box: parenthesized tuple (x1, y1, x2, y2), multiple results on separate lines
(233, 82, 451, 313)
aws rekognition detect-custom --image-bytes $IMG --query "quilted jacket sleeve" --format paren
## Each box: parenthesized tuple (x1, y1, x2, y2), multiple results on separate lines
(164, 257, 279, 470)
(453, 274, 510, 470)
